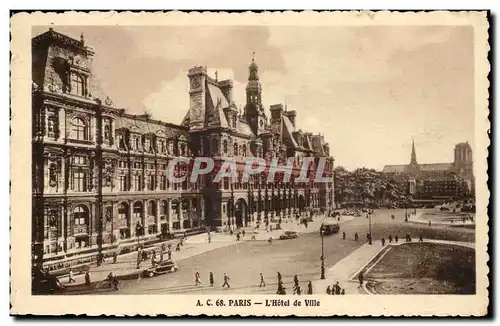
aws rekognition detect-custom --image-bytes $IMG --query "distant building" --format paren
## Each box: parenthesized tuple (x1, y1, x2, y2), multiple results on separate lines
(382, 139, 474, 199)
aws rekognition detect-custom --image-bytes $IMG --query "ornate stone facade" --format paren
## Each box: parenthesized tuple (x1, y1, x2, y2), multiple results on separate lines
(32, 29, 335, 263)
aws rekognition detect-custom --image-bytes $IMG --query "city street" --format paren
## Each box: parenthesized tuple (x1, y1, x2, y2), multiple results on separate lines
(96, 208, 474, 295)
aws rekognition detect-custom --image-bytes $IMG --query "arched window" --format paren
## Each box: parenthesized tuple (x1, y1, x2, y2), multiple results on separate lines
(71, 73, 85, 96)
(71, 117, 87, 140)
(161, 200, 168, 215)
(73, 205, 88, 225)
(223, 140, 228, 154)
(242, 144, 247, 156)
(118, 202, 128, 220)
(148, 200, 156, 216)
(133, 201, 143, 219)
(234, 143, 238, 156)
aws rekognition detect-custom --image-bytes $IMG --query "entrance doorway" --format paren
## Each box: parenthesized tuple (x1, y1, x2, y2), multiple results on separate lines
(235, 198, 248, 228)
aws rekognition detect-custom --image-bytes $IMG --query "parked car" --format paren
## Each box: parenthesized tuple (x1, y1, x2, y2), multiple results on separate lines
(279, 231, 299, 240)
(143, 260, 179, 278)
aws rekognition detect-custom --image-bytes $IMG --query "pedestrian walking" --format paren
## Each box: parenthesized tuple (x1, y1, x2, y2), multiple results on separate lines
(358, 272, 364, 288)
(277, 280, 286, 295)
(326, 286, 331, 295)
(331, 284, 336, 295)
(236, 233, 240, 241)
(167, 249, 172, 260)
(381, 238, 385, 246)
(68, 269, 76, 283)
(107, 272, 114, 288)
(341, 289, 345, 295)
(84, 271, 91, 286)
(342, 232, 346, 240)
(395, 235, 399, 243)
(208, 234, 212, 243)
(307, 281, 312, 294)
(419, 234, 423, 242)
(112, 276, 119, 291)
(195, 272, 201, 286)
(428, 220, 432, 227)
(259, 273, 266, 287)
(151, 250, 156, 266)
(354, 232, 359, 241)
(242, 230, 246, 237)
(209, 272, 214, 286)
(176, 243, 181, 251)
(388, 235, 393, 243)
(335, 281, 341, 295)
(222, 273, 231, 288)
(112, 251, 118, 264)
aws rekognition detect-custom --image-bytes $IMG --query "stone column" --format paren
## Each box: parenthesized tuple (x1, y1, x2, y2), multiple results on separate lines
(200, 198, 205, 227)
(155, 200, 160, 234)
(128, 200, 133, 235)
(179, 202, 184, 231)
(168, 200, 173, 232)
(189, 199, 193, 229)
(58, 107, 66, 142)
(60, 205, 65, 252)
(142, 199, 147, 235)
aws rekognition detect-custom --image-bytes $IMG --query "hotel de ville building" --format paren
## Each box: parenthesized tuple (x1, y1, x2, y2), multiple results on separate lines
(31, 29, 335, 267)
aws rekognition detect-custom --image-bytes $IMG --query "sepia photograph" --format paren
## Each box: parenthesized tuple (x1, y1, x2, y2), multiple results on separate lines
(10, 11, 489, 316)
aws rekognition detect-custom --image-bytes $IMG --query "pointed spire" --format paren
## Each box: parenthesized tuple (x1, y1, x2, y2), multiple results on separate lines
(215, 70, 218, 82)
(410, 138, 417, 165)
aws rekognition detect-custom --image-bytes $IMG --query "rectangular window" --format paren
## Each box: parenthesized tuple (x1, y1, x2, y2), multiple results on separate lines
(72, 156, 86, 165)
(147, 175, 155, 191)
(119, 175, 127, 191)
(160, 176, 166, 190)
(133, 175, 142, 191)
(73, 171, 86, 192)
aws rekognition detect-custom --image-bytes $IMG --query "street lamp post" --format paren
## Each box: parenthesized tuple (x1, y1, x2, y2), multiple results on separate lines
(368, 212, 372, 245)
(320, 228, 325, 279)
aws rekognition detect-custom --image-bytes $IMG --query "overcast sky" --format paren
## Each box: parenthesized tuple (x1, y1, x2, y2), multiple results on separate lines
(33, 25, 474, 171)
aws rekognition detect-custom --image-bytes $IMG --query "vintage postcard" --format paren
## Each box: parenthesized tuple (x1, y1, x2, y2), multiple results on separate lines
(10, 11, 489, 316)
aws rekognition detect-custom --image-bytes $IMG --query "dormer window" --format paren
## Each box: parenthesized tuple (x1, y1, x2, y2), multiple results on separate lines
(144, 138, 151, 152)
(71, 73, 85, 96)
(135, 137, 140, 151)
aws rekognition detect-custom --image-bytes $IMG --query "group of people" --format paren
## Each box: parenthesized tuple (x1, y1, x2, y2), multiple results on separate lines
(326, 281, 346, 295)
(276, 272, 313, 295)
(194, 271, 230, 288)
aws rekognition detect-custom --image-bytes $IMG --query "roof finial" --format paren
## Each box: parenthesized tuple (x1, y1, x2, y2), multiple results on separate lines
(80, 33, 85, 45)
(215, 70, 218, 82)
(252, 51, 255, 62)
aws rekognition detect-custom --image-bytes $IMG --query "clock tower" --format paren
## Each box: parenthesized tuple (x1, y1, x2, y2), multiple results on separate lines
(187, 66, 207, 130)
(244, 54, 267, 135)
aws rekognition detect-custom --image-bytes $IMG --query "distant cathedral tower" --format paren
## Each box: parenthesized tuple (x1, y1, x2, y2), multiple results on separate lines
(410, 138, 418, 165)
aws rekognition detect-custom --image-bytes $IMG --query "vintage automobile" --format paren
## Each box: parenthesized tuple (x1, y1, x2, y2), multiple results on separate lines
(279, 231, 299, 240)
(143, 260, 179, 278)
(320, 221, 340, 235)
